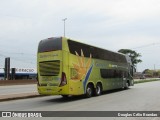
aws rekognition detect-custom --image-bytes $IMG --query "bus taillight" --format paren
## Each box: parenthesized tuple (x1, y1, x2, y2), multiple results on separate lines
(59, 72, 67, 86)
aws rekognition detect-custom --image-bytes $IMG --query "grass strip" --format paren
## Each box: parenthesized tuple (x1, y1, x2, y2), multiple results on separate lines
(134, 79, 160, 84)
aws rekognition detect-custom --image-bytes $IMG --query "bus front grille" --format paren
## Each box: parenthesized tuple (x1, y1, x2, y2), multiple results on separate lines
(39, 60, 60, 76)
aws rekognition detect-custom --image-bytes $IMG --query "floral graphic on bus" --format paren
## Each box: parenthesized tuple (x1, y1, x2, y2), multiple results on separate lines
(72, 49, 92, 80)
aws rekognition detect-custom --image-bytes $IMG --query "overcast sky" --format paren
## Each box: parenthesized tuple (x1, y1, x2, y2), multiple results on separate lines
(0, 0, 160, 72)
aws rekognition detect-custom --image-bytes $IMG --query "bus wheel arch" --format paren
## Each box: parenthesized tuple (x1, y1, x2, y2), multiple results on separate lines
(85, 83, 94, 98)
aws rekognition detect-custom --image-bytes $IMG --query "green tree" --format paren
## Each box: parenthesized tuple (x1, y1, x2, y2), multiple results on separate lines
(145, 69, 153, 77)
(157, 70, 160, 77)
(118, 49, 142, 67)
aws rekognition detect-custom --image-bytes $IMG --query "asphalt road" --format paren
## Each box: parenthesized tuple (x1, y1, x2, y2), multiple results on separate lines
(0, 81, 160, 120)
(0, 84, 37, 96)
(0, 78, 159, 96)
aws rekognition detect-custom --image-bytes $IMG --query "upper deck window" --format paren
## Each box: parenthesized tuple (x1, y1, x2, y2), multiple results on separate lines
(38, 37, 62, 52)
(67, 40, 127, 63)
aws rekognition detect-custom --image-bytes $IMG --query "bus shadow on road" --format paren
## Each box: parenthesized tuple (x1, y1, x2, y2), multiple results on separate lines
(102, 88, 131, 95)
(45, 88, 131, 103)
(45, 95, 87, 103)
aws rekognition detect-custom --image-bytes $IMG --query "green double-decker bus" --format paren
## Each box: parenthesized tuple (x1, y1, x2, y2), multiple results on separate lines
(37, 37, 134, 97)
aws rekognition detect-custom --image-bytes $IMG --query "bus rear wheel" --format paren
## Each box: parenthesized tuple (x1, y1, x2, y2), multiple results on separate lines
(86, 84, 93, 98)
(95, 83, 102, 96)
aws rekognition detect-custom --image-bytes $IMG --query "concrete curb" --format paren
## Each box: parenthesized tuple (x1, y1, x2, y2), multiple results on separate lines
(0, 80, 37, 86)
(0, 92, 44, 102)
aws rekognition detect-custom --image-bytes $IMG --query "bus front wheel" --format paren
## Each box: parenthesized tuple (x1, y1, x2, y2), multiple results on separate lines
(124, 81, 129, 89)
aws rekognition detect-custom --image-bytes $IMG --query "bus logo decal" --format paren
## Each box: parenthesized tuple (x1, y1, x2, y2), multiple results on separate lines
(72, 49, 92, 80)
(72, 49, 93, 92)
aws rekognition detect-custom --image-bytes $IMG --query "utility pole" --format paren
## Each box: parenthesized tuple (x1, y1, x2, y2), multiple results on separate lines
(62, 18, 67, 37)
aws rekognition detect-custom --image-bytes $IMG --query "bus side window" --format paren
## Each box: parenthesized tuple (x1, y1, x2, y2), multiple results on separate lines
(121, 71, 128, 78)
(120, 71, 123, 78)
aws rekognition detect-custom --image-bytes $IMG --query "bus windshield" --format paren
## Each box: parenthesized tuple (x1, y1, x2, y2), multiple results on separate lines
(38, 37, 62, 52)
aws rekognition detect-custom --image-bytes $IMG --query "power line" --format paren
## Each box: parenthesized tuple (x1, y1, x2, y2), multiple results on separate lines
(131, 43, 160, 50)
(0, 48, 36, 67)
(0, 52, 36, 65)
(0, 50, 36, 56)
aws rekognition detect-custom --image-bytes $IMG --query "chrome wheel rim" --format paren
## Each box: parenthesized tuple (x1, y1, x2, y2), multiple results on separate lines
(96, 86, 101, 95)
(87, 87, 92, 96)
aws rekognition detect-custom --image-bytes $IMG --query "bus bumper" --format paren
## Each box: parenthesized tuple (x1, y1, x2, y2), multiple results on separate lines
(37, 86, 69, 95)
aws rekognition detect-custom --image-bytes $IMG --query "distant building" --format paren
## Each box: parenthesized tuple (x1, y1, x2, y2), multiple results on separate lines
(134, 72, 146, 79)
(142, 69, 160, 78)
(0, 68, 37, 80)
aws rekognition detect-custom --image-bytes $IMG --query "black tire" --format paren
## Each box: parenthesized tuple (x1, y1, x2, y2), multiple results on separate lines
(61, 95, 68, 99)
(124, 81, 129, 89)
(86, 84, 93, 98)
(95, 83, 102, 96)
